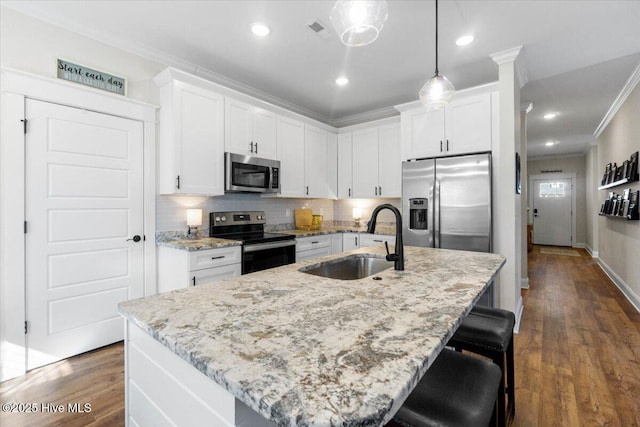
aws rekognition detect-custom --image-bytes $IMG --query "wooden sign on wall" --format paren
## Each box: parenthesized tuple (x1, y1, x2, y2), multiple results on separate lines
(57, 59, 126, 96)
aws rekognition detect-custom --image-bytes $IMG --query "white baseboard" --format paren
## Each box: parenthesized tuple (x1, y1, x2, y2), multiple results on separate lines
(514, 295, 524, 334)
(520, 277, 529, 290)
(573, 242, 585, 249)
(597, 258, 640, 313)
(585, 244, 599, 258)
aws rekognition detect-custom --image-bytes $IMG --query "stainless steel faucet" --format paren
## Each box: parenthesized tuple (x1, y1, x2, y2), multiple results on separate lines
(367, 204, 405, 271)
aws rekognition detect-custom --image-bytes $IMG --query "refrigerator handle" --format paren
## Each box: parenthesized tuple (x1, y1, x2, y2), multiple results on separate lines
(434, 179, 441, 248)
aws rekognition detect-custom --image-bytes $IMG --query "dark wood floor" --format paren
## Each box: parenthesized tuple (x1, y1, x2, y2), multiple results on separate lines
(2, 245, 639, 426)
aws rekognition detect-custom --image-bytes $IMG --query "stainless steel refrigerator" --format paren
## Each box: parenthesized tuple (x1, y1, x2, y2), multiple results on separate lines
(402, 153, 493, 303)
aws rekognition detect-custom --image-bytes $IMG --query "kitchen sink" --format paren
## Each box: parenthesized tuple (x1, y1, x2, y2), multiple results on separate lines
(299, 254, 393, 280)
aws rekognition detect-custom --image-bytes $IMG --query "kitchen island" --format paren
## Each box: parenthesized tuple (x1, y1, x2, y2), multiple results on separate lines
(118, 245, 505, 427)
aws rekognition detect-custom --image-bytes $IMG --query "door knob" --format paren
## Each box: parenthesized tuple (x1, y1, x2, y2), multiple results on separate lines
(127, 235, 142, 242)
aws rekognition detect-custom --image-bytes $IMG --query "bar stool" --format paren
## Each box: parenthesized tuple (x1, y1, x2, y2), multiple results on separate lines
(390, 348, 501, 427)
(448, 306, 515, 427)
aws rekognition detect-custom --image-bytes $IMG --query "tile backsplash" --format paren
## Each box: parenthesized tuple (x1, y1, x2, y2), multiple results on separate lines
(156, 194, 401, 233)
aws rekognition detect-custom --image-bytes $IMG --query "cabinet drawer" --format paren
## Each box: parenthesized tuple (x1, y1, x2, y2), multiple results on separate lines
(296, 235, 331, 252)
(296, 246, 332, 262)
(191, 263, 241, 286)
(189, 246, 241, 271)
(359, 234, 394, 248)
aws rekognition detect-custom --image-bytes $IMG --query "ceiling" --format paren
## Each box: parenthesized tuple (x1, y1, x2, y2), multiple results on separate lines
(3, 1, 640, 158)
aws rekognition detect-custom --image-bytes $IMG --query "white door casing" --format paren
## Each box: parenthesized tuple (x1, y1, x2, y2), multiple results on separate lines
(25, 99, 145, 369)
(532, 178, 573, 246)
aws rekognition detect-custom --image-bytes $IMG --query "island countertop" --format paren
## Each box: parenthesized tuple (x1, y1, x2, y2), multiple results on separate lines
(118, 245, 505, 426)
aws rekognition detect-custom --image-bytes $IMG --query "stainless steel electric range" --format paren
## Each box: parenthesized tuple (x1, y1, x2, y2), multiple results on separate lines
(209, 211, 296, 274)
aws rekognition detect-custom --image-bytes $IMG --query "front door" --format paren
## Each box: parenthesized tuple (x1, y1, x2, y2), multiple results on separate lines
(532, 178, 573, 246)
(25, 99, 144, 370)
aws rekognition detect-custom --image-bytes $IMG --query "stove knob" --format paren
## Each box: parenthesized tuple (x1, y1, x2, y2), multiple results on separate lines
(215, 216, 221, 222)
(221, 216, 227, 222)
(257, 215, 263, 220)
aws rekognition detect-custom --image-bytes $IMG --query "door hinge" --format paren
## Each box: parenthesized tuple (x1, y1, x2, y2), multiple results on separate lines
(24, 321, 28, 334)
(20, 119, 28, 134)
(24, 221, 27, 234)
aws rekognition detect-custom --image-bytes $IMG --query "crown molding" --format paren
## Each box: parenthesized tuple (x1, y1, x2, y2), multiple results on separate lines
(329, 106, 399, 128)
(394, 81, 500, 113)
(593, 60, 640, 138)
(490, 46, 528, 88)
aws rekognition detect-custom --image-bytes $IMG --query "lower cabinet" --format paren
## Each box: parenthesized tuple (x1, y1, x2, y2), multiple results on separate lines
(296, 235, 332, 262)
(158, 246, 242, 293)
(343, 233, 394, 252)
(342, 233, 360, 251)
(331, 234, 343, 254)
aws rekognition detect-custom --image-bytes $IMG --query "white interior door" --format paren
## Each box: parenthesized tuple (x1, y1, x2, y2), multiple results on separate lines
(25, 99, 144, 370)
(532, 178, 573, 246)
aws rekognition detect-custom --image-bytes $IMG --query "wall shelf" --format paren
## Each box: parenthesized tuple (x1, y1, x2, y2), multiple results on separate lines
(598, 176, 638, 190)
(598, 213, 638, 221)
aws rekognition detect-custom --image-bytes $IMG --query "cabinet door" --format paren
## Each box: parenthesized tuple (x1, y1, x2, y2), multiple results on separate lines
(191, 263, 241, 287)
(338, 133, 353, 199)
(296, 246, 331, 262)
(327, 132, 338, 199)
(174, 83, 225, 195)
(304, 125, 328, 198)
(403, 108, 445, 160)
(445, 93, 492, 155)
(331, 234, 343, 254)
(342, 234, 360, 251)
(377, 123, 401, 197)
(225, 98, 252, 155)
(252, 107, 277, 159)
(277, 116, 306, 197)
(352, 127, 379, 198)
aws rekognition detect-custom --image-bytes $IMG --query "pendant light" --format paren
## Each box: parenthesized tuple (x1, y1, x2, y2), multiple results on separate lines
(419, 0, 455, 109)
(330, 1, 388, 47)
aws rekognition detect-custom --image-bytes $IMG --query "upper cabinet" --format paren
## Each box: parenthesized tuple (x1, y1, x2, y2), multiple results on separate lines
(337, 133, 353, 198)
(305, 125, 329, 198)
(401, 92, 493, 160)
(225, 98, 277, 159)
(349, 122, 401, 199)
(277, 115, 306, 197)
(155, 73, 225, 196)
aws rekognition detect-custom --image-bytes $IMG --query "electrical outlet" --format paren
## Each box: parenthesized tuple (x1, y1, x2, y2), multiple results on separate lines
(285, 209, 291, 217)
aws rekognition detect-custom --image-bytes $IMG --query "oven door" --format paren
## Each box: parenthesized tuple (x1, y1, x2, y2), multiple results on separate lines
(242, 240, 296, 274)
(225, 152, 280, 193)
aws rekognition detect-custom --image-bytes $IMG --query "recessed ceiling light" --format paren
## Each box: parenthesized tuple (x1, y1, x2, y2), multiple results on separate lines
(455, 35, 474, 46)
(545, 141, 555, 147)
(336, 76, 349, 86)
(251, 23, 270, 37)
(543, 113, 557, 120)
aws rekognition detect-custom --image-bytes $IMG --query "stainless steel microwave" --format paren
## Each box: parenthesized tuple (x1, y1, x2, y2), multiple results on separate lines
(225, 152, 281, 194)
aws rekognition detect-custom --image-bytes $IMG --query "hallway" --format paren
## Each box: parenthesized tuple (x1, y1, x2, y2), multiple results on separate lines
(1, 246, 639, 426)
(514, 246, 640, 426)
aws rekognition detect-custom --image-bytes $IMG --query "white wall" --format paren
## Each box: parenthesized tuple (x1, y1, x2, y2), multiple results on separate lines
(585, 145, 599, 256)
(596, 82, 640, 309)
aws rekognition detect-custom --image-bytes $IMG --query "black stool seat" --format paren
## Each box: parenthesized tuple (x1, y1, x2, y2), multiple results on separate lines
(448, 306, 516, 427)
(393, 349, 501, 427)
(451, 306, 515, 351)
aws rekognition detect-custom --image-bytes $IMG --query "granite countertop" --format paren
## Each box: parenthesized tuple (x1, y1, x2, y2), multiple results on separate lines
(156, 237, 242, 251)
(119, 245, 505, 427)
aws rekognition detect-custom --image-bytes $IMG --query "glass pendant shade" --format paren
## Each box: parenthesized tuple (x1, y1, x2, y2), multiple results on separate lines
(330, 1, 388, 47)
(419, 74, 455, 110)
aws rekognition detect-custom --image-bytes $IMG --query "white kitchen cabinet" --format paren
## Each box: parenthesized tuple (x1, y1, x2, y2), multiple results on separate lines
(401, 92, 493, 160)
(304, 124, 329, 198)
(377, 123, 401, 197)
(277, 115, 306, 197)
(296, 235, 332, 262)
(359, 234, 395, 248)
(225, 97, 277, 159)
(352, 124, 401, 198)
(327, 132, 338, 199)
(342, 233, 360, 251)
(155, 75, 225, 196)
(337, 133, 353, 198)
(331, 234, 343, 254)
(158, 246, 242, 293)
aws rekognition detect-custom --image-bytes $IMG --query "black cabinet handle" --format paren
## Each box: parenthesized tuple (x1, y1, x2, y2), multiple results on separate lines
(348, 188, 351, 197)
(192, 276, 196, 286)
(355, 236, 358, 246)
(250, 141, 254, 153)
(176, 175, 181, 189)
(211, 255, 225, 260)
(374, 239, 383, 243)
(306, 186, 309, 195)
(311, 241, 319, 244)
(255, 142, 258, 154)
(379, 186, 382, 195)
(446, 139, 449, 151)
(440, 141, 443, 152)
(375, 186, 378, 196)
